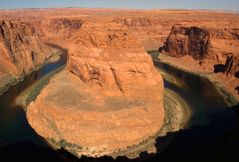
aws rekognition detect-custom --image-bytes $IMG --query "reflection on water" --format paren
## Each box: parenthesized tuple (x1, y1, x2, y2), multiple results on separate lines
(153, 61, 239, 161)
(0, 55, 238, 161)
(0, 50, 66, 147)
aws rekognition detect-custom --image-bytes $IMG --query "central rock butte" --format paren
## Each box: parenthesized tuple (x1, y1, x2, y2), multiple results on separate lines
(26, 19, 165, 158)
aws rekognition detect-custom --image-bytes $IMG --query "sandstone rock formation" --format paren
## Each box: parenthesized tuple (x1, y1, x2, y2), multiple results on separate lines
(0, 8, 238, 157)
(67, 21, 160, 93)
(114, 17, 170, 51)
(161, 24, 239, 62)
(159, 23, 239, 100)
(224, 54, 239, 76)
(40, 17, 83, 47)
(0, 20, 53, 92)
(160, 25, 210, 59)
(1, 8, 239, 52)
(27, 19, 165, 158)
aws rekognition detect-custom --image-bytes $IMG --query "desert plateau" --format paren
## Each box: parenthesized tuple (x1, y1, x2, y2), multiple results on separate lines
(0, 1, 239, 162)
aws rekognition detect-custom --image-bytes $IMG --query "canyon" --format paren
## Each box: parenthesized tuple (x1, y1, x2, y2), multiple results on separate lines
(160, 23, 239, 100)
(27, 19, 165, 158)
(0, 8, 239, 160)
(0, 20, 54, 94)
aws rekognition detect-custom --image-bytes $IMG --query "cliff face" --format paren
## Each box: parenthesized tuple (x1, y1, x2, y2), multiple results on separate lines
(27, 19, 165, 158)
(159, 24, 239, 100)
(224, 55, 239, 76)
(67, 21, 160, 93)
(160, 25, 210, 59)
(0, 20, 53, 88)
(114, 17, 171, 51)
(40, 17, 83, 48)
(161, 24, 239, 63)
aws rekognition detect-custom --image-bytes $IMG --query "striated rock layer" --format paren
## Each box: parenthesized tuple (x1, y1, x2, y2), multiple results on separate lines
(40, 17, 83, 47)
(160, 25, 210, 59)
(224, 54, 239, 76)
(159, 24, 239, 100)
(0, 20, 53, 92)
(27, 20, 165, 158)
(161, 24, 239, 63)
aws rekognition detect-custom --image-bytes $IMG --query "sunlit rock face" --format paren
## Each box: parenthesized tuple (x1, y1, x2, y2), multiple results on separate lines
(40, 17, 83, 47)
(27, 18, 165, 158)
(0, 20, 53, 91)
(67, 21, 162, 94)
(160, 24, 239, 99)
(160, 25, 210, 59)
(161, 24, 239, 62)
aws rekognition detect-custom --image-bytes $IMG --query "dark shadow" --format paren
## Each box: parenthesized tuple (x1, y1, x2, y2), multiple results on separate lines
(159, 47, 164, 53)
(45, 42, 68, 63)
(147, 50, 160, 60)
(235, 71, 239, 78)
(235, 87, 239, 95)
(214, 64, 225, 73)
(231, 104, 239, 114)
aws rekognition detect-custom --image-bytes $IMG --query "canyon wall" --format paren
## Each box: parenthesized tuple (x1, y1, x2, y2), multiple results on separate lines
(161, 25, 238, 60)
(160, 23, 239, 100)
(224, 55, 239, 76)
(161, 24, 239, 65)
(114, 17, 171, 51)
(160, 25, 210, 59)
(40, 17, 83, 47)
(67, 20, 161, 93)
(0, 20, 53, 92)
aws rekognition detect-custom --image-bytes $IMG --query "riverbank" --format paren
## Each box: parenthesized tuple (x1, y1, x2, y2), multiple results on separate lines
(0, 50, 62, 96)
(148, 51, 239, 107)
(15, 66, 65, 109)
(16, 67, 191, 160)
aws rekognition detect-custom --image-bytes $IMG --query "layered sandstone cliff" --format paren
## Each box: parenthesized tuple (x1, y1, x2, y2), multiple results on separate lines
(114, 17, 170, 51)
(161, 24, 239, 68)
(159, 24, 239, 100)
(0, 20, 53, 93)
(67, 21, 161, 93)
(40, 17, 83, 47)
(27, 20, 165, 158)
(224, 54, 239, 76)
(160, 25, 210, 59)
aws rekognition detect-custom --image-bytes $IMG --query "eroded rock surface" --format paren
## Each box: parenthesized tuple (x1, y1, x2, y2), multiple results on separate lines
(41, 17, 83, 47)
(224, 54, 239, 76)
(160, 25, 210, 59)
(27, 20, 165, 158)
(0, 20, 53, 92)
(159, 23, 239, 100)
(161, 24, 239, 63)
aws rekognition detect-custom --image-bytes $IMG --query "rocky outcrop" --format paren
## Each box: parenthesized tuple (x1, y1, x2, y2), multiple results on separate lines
(160, 25, 210, 60)
(159, 24, 239, 100)
(0, 20, 53, 92)
(67, 21, 160, 93)
(40, 17, 83, 47)
(27, 20, 165, 158)
(161, 24, 239, 62)
(114, 17, 171, 51)
(224, 54, 239, 76)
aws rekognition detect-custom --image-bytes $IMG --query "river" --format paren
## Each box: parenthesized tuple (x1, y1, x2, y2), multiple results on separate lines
(0, 54, 238, 162)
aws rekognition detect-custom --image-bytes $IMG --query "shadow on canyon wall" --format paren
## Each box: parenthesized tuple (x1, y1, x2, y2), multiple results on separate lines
(45, 42, 69, 63)
(214, 64, 239, 95)
(214, 64, 225, 73)
(0, 104, 239, 162)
